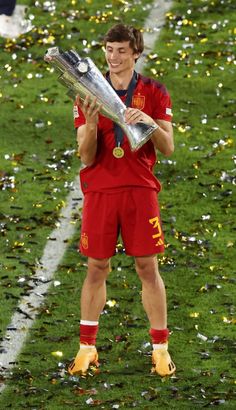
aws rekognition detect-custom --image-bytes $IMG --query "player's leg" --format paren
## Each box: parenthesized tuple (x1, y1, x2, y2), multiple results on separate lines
(135, 255, 175, 376)
(135, 255, 166, 329)
(68, 192, 118, 375)
(120, 188, 175, 376)
(68, 257, 110, 375)
(81, 257, 110, 321)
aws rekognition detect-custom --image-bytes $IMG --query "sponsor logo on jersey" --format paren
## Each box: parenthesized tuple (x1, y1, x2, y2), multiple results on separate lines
(132, 94, 145, 110)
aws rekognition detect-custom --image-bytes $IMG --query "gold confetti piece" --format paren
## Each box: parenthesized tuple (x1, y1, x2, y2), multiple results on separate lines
(56, 200, 65, 210)
(182, 19, 190, 25)
(51, 351, 63, 358)
(43, 35, 56, 45)
(150, 68, 157, 75)
(178, 125, 187, 133)
(106, 299, 117, 308)
(227, 241, 234, 247)
(226, 137, 233, 146)
(13, 241, 24, 248)
(190, 312, 199, 318)
(222, 317, 232, 324)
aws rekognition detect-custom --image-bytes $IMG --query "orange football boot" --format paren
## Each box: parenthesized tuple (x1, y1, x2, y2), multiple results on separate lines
(68, 345, 99, 375)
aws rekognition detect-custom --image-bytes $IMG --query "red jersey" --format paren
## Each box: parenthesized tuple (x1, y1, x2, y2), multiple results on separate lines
(73, 73, 172, 194)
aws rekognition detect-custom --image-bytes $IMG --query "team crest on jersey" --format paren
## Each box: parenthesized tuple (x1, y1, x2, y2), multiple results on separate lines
(81, 233, 88, 249)
(132, 94, 145, 110)
(73, 105, 79, 119)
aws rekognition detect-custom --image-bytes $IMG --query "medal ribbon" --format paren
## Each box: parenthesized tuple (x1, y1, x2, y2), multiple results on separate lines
(106, 71, 138, 149)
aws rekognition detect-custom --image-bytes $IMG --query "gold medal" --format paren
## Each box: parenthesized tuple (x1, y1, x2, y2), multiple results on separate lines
(113, 146, 124, 158)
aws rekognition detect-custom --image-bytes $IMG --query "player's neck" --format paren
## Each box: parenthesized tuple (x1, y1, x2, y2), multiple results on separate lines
(109, 69, 134, 91)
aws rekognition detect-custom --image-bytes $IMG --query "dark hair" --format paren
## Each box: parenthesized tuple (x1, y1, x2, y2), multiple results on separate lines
(104, 24, 144, 56)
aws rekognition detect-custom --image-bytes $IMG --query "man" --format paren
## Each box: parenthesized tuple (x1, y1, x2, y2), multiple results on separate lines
(68, 23, 176, 377)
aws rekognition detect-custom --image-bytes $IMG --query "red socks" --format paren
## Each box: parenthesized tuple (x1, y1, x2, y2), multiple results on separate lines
(149, 328, 169, 344)
(79, 323, 169, 347)
(80, 320, 99, 345)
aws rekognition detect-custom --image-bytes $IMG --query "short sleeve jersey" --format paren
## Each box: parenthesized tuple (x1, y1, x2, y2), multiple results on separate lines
(73, 73, 172, 194)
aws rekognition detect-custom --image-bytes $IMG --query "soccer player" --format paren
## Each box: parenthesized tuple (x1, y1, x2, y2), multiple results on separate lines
(68, 23, 176, 377)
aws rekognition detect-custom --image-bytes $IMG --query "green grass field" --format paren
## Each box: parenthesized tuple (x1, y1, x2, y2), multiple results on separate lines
(0, 0, 235, 408)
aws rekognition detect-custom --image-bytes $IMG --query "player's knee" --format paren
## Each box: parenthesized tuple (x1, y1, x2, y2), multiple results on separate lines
(135, 260, 160, 285)
(87, 258, 110, 281)
(135, 257, 157, 277)
(138, 269, 159, 285)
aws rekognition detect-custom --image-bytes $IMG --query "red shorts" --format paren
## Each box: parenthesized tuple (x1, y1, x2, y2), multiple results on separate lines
(79, 188, 165, 258)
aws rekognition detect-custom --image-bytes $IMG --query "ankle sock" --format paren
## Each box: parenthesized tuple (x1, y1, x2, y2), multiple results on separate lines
(149, 328, 169, 345)
(80, 320, 99, 345)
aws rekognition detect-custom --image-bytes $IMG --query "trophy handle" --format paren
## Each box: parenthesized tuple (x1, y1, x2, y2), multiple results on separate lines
(63, 51, 90, 75)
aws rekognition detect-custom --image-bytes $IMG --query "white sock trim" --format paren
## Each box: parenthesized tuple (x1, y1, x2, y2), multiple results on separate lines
(153, 343, 168, 350)
(80, 344, 95, 349)
(80, 320, 99, 326)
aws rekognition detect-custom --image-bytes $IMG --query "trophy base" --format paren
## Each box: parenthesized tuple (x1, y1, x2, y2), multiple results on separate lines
(124, 122, 158, 151)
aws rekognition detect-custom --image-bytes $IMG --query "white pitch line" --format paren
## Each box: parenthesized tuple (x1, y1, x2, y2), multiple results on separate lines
(0, 0, 172, 393)
(135, 0, 173, 73)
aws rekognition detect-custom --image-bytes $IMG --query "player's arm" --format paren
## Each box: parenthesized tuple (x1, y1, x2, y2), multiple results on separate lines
(124, 108, 174, 157)
(76, 95, 102, 166)
(151, 119, 174, 157)
(77, 123, 97, 166)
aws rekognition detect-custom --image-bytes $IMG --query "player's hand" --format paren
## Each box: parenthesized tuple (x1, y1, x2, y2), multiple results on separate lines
(124, 107, 156, 126)
(76, 95, 102, 125)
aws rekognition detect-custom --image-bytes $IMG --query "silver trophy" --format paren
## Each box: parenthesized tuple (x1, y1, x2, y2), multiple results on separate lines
(44, 47, 158, 151)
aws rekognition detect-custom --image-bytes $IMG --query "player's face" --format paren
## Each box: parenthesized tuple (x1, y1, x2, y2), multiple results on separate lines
(105, 41, 139, 75)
